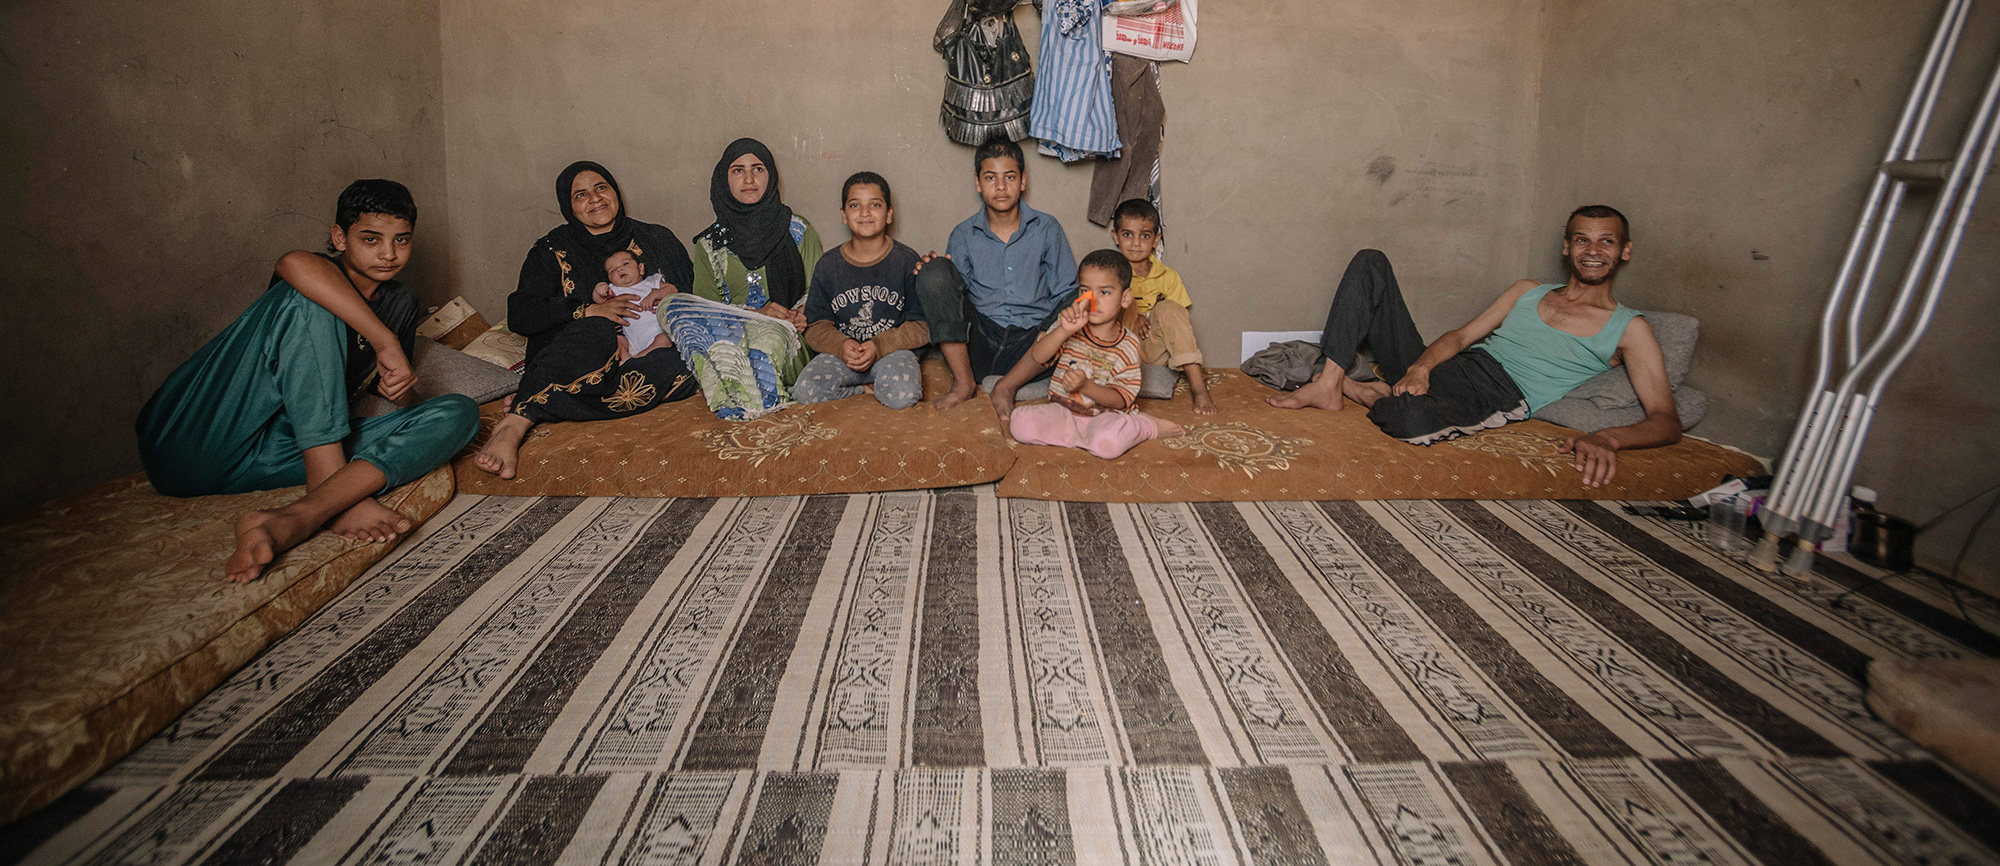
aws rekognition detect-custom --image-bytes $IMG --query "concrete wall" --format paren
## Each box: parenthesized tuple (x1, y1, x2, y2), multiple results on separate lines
(438, 0, 1545, 356)
(0, 1, 448, 516)
(1535, 0, 2000, 592)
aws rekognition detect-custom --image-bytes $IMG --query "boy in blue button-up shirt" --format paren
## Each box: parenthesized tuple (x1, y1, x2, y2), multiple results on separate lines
(913, 140, 1078, 410)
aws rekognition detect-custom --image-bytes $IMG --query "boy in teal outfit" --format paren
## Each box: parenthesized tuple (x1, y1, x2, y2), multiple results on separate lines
(136, 180, 479, 582)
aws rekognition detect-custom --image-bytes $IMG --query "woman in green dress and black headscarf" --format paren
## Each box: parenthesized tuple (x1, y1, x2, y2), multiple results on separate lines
(659, 138, 821, 420)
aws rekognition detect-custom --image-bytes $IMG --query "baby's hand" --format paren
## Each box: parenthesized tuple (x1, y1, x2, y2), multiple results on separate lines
(641, 284, 678, 311)
(592, 281, 614, 303)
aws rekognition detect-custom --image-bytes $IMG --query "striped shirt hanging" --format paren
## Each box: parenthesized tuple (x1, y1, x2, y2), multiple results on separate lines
(1029, 0, 1121, 162)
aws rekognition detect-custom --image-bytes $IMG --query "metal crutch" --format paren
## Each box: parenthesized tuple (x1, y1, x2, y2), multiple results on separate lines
(1753, 0, 2000, 574)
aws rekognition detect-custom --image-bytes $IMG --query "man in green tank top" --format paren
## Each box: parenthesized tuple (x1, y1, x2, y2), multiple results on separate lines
(1269, 206, 1681, 489)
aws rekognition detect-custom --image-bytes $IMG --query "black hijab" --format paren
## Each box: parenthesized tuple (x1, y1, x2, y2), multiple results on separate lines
(702, 138, 808, 309)
(554, 160, 641, 260)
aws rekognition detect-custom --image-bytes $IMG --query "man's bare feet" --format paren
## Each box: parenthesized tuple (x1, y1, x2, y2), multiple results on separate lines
(1152, 417, 1186, 438)
(225, 507, 317, 583)
(473, 413, 532, 479)
(932, 380, 977, 411)
(988, 385, 1017, 423)
(327, 497, 412, 544)
(1266, 374, 1346, 410)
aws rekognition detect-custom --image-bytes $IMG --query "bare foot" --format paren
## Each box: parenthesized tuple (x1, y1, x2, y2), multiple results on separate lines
(1190, 384, 1218, 415)
(1153, 417, 1186, 438)
(225, 508, 316, 583)
(1266, 376, 1345, 410)
(988, 386, 1017, 423)
(327, 497, 412, 544)
(473, 413, 532, 479)
(932, 380, 977, 411)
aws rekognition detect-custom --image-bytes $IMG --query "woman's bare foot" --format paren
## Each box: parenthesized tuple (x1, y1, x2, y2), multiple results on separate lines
(225, 507, 318, 583)
(1152, 417, 1186, 438)
(327, 497, 412, 544)
(1266, 375, 1346, 410)
(473, 413, 532, 479)
(932, 380, 977, 411)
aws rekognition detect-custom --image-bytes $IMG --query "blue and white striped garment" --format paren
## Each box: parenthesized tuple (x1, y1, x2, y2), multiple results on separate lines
(1029, 0, 1120, 163)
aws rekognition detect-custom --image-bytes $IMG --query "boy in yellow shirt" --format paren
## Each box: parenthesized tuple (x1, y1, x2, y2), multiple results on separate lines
(1112, 199, 1215, 414)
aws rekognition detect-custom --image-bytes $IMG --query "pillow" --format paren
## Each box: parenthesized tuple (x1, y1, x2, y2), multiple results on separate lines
(352, 338, 522, 418)
(461, 320, 529, 373)
(1535, 385, 1708, 433)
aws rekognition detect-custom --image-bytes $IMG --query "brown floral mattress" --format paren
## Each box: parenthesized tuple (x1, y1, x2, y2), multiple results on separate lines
(0, 466, 456, 824)
(996, 369, 1766, 502)
(453, 359, 1016, 497)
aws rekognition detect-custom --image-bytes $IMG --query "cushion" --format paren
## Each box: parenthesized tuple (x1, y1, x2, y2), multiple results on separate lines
(995, 369, 1763, 502)
(1535, 386, 1709, 433)
(0, 465, 457, 824)
(461, 321, 529, 373)
(455, 357, 1015, 497)
(352, 338, 522, 418)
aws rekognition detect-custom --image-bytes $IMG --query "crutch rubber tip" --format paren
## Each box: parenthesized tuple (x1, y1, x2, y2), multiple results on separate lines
(1748, 534, 1783, 572)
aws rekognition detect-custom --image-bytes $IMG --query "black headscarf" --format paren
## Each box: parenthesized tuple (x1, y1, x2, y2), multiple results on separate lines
(701, 138, 808, 309)
(553, 160, 641, 259)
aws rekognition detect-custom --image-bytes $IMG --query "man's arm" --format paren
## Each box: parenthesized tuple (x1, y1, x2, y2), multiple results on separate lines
(1559, 316, 1682, 488)
(1392, 279, 1541, 396)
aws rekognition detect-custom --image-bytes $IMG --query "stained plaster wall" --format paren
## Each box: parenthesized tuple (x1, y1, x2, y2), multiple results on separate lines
(0, 1, 449, 516)
(437, 0, 1545, 362)
(1534, 0, 2000, 592)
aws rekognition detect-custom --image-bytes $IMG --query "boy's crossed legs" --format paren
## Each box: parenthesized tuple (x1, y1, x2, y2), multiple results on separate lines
(793, 349, 923, 409)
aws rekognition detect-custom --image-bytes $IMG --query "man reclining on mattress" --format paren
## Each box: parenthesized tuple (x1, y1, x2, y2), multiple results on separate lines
(1268, 205, 1679, 489)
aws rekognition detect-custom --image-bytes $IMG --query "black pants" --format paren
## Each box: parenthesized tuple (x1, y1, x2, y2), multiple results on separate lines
(913, 257, 1058, 383)
(1318, 249, 1526, 443)
(512, 317, 699, 424)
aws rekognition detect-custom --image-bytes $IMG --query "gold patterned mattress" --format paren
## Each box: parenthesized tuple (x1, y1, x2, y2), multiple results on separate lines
(453, 359, 1017, 497)
(995, 369, 1766, 502)
(0, 466, 456, 825)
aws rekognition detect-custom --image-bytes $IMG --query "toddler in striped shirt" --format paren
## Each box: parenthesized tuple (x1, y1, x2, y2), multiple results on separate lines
(1003, 249, 1185, 458)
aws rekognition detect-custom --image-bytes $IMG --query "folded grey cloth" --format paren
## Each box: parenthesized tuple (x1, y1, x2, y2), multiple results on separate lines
(1241, 340, 1325, 391)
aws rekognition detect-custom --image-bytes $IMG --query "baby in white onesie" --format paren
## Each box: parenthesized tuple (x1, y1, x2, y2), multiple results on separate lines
(600, 250, 674, 361)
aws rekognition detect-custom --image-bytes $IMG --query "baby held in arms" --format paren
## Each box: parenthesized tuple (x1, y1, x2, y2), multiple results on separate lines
(600, 250, 675, 361)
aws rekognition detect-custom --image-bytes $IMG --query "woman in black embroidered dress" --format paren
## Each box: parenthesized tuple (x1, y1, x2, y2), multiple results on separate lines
(473, 161, 699, 479)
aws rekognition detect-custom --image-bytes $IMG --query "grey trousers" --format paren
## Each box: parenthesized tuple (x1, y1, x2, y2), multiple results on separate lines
(792, 349, 923, 409)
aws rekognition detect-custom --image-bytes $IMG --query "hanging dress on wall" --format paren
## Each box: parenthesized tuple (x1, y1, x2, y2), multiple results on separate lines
(936, 0, 1036, 145)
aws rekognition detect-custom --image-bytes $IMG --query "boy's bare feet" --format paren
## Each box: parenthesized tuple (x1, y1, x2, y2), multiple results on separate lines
(327, 497, 412, 544)
(473, 413, 532, 479)
(1152, 417, 1186, 438)
(1185, 366, 1217, 415)
(932, 380, 977, 411)
(225, 507, 317, 583)
(988, 385, 1017, 423)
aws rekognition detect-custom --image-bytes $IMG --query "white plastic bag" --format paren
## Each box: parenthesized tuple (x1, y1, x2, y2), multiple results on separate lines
(1102, 0, 1196, 62)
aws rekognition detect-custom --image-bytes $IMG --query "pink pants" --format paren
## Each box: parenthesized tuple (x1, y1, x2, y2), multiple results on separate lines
(1009, 403, 1161, 459)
